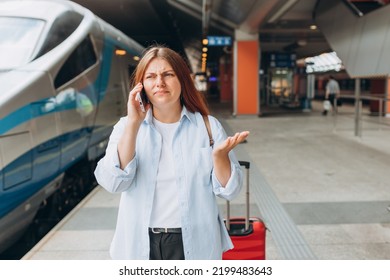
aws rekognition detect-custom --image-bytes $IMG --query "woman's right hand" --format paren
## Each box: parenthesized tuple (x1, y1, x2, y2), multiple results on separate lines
(127, 83, 150, 125)
(118, 83, 150, 168)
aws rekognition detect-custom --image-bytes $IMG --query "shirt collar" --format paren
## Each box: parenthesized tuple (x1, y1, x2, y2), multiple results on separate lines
(144, 105, 197, 125)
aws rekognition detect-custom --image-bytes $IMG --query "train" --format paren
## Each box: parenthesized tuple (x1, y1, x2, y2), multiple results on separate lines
(0, 0, 144, 255)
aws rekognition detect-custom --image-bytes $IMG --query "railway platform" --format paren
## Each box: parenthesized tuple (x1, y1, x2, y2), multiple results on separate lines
(23, 100, 390, 260)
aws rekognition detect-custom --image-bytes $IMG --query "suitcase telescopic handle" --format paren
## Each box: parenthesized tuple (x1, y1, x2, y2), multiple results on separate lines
(226, 161, 250, 231)
(238, 160, 250, 169)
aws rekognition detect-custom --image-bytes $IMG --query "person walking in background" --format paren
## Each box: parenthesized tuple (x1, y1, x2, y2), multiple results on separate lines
(322, 75, 340, 115)
(94, 45, 249, 260)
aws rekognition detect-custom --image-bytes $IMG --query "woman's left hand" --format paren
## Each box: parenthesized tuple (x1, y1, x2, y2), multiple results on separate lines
(213, 131, 250, 156)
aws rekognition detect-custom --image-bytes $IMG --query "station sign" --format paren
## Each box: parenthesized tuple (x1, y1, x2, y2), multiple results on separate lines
(269, 53, 296, 68)
(207, 36, 232, 46)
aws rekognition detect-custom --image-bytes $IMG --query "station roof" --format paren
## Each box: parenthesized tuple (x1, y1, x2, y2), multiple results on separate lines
(72, 0, 389, 73)
(71, 0, 328, 70)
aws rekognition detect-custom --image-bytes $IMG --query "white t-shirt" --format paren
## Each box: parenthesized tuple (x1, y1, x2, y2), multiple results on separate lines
(326, 79, 340, 94)
(149, 118, 181, 228)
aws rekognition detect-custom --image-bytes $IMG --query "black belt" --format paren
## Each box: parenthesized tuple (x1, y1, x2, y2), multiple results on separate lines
(149, 227, 182, 234)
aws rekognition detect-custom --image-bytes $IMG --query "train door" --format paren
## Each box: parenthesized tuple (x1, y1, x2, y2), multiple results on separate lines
(53, 35, 99, 168)
(111, 47, 131, 118)
(89, 40, 138, 161)
(29, 73, 62, 185)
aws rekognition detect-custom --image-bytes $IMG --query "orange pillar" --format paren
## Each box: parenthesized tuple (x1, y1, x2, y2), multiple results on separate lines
(233, 30, 259, 116)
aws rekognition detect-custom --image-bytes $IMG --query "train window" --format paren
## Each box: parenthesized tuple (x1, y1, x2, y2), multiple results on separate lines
(0, 17, 44, 70)
(35, 11, 83, 59)
(54, 36, 97, 88)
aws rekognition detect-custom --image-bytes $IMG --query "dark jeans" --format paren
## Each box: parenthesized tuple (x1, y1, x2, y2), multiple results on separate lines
(327, 93, 337, 108)
(149, 231, 185, 260)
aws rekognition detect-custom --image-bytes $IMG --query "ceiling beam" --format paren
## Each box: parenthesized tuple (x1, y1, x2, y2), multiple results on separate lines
(267, 0, 299, 23)
(202, 0, 213, 38)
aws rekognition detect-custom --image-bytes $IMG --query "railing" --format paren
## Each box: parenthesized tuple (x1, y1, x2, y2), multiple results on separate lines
(334, 94, 389, 137)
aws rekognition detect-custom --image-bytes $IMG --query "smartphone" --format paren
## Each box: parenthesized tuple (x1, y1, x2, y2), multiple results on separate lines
(140, 88, 148, 104)
(136, 91, 145, 112)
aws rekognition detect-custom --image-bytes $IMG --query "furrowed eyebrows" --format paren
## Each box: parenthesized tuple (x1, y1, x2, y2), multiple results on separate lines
(145, 69, 175, 75)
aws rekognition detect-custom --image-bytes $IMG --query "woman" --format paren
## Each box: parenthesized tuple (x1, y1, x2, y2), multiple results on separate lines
(94, 46, 249, 260)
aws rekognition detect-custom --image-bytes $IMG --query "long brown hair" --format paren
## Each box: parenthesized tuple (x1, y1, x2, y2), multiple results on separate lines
(131, 45, 209, 116)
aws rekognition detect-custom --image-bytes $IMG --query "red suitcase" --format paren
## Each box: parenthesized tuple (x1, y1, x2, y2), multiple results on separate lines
(222, 161, 266, 260)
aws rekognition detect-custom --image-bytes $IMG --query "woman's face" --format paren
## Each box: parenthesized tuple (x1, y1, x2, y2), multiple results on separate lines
(142, 57, 181, 110)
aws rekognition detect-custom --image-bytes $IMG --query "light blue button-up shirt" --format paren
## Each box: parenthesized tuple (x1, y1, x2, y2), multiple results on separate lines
(94, 106, 243, 259)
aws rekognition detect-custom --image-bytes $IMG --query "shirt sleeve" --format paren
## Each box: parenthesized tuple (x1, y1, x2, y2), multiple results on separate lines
(208, 116, 243, 201)
(212, 160, 243, 200)
(94, 117, 137, 193)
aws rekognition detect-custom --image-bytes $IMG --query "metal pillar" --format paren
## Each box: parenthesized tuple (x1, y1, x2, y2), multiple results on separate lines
(354, 78, 361, 137)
